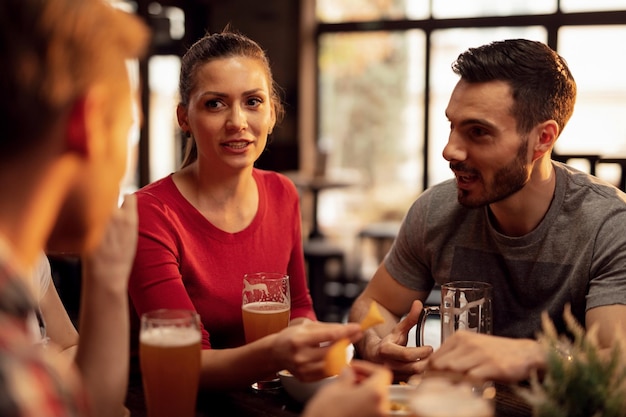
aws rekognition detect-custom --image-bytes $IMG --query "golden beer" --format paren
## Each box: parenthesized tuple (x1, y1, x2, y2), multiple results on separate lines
(242, 301, 290, 343)
(242, 273, 290, 389)
(140, 311, 201, 417)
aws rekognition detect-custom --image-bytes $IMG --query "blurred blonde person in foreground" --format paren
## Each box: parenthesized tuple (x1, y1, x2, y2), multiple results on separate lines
(32, 197, 138, 417)
(0, 0, 148, 416)
(303, 360, 393, 417)
(31, 46, 143, 417)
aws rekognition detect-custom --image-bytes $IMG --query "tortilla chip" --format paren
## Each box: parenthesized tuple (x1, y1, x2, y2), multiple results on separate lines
(322, 302, 385, 377)
(360, 301, 385, 331)
(323, 337, 351, 377)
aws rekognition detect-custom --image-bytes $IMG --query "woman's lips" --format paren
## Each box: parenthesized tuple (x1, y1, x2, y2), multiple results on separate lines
(222, 140, 251, 150)
(221, 140, 252, 152)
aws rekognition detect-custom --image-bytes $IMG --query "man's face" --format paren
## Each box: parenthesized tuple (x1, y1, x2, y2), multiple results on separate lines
(47, 66, 134, 254)
(442, 80, 531, 208)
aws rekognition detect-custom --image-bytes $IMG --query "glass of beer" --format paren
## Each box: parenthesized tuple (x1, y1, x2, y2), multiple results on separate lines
(140, 309, 202, 417)
(242, 272, 290, 390)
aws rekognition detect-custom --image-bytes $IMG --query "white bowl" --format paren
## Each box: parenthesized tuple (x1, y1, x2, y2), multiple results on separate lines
(279, 373, 417, 414)
(278, 370, 336, 403)
(408, 377, 494, 417)
(388, 384, 417, 416)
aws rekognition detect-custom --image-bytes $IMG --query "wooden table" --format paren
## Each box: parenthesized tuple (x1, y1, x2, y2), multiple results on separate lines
(126, 375, 532, 417)
(126, 375, 302, 417)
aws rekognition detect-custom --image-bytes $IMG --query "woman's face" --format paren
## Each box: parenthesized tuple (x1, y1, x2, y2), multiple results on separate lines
(177, 56, 276, 172)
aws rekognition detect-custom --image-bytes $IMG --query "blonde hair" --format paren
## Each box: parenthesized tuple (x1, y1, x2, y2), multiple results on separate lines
(0, 0, 149, 160)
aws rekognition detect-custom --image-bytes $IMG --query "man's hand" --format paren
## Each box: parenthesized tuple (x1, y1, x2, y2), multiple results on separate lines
(426, 331, 546, 382)
(83, 194, 138, 293)
(364, 300, 433, 379)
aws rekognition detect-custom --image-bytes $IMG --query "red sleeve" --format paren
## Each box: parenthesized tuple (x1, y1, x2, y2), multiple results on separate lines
(128, 190, 213, 349)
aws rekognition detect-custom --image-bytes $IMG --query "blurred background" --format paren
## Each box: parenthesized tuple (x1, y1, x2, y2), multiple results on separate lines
(57, 0, 626, 323)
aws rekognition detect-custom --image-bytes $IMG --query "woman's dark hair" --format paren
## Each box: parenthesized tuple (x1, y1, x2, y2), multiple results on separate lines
(178, 29, 285, 168)
(452, 39, 576, 136)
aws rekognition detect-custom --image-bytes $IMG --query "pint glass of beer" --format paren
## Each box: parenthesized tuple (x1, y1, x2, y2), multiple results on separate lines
(140, 309, 202, 417)
(242, 272, 290, 389)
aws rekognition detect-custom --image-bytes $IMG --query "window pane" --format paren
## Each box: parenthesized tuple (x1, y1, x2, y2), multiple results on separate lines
(316, 0, 428, 22)
(428, 27, 547, 186)
(318, 30, 425, 233)
(561, 0, 626, 13)
(432, 0, 555, 18)
(556, 26, 626, 157)
(149, 55, 181, 182)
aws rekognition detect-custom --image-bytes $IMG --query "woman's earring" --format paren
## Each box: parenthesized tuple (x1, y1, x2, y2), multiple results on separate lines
(185, 131, 191, 138)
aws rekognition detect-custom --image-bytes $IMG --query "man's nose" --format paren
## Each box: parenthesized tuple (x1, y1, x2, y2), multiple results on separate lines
(442, 133, 466, 162)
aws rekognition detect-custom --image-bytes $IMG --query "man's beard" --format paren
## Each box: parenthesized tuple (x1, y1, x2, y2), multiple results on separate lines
(456, 139, 529, 208)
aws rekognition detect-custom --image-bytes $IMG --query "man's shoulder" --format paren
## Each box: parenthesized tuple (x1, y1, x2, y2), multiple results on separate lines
(413, 178, 461, 211)
(403, 178, 474, 229)
(555, 161, 626, 205)
(0, 258, 88, 416)
(415, 178, 455, 199)
(0, 327, 89, 416)
(0, 257, 37, 319)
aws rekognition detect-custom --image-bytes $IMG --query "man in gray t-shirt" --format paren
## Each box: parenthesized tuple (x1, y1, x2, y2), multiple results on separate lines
(350, 39, 626, 383)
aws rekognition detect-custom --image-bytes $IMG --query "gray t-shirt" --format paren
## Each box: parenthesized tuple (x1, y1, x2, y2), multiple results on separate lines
(386, 161, 626, 339)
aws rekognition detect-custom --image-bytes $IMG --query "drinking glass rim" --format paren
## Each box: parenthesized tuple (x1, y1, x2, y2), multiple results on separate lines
(141, 308, 199, 325)
(244, 272, 289, 281)
(442, 281, 492, 291)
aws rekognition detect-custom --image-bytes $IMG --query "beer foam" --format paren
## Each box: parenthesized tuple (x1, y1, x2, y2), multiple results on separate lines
(242, 301, 290, 313)
(140, 326, 202, 347)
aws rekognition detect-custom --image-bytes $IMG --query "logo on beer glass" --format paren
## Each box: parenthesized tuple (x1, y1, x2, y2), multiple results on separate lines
(416, 281, 492, 346)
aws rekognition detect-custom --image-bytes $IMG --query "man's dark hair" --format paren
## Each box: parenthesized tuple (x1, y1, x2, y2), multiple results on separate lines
(452, 39, 577, 136)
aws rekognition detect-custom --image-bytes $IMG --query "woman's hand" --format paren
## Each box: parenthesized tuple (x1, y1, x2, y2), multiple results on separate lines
(271, 320, 363, 382)
(302, 360, 393, 417)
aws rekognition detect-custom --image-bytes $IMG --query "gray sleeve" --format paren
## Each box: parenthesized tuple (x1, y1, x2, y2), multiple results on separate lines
(384, 195, 436, 293)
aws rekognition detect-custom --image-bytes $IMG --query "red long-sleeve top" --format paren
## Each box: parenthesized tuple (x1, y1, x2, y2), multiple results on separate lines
(128, 169, 316, 349)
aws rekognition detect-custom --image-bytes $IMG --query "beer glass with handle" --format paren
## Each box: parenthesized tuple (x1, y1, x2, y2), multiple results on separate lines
(140, 309, 202, 417)
(416, 281, 492, 347)
(242, 272, 290, 390)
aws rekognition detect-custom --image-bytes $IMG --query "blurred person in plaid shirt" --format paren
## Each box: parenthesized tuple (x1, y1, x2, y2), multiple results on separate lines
(0, 0, 148, 415)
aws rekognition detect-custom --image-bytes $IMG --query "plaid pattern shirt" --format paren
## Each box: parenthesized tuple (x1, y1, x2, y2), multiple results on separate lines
(0, 253, 89, 417)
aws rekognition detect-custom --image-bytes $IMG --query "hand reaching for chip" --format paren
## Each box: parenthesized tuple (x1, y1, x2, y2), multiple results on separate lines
(323, 301, 385, 376)
(358, 301, 385, 331)
(303, 360, 393, 417)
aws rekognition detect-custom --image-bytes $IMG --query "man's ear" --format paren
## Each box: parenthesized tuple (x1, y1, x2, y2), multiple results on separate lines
(66, 97, 89, 156)
(532, 120, 559, 161)
(66, 86, 109, 159)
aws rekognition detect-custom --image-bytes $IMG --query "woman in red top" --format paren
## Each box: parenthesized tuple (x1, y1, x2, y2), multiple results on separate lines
(128, 30, 362, 390)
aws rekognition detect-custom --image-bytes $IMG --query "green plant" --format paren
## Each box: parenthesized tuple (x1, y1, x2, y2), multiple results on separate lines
(518, 306, 626, 417)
